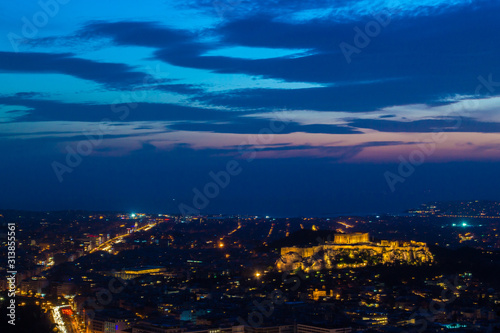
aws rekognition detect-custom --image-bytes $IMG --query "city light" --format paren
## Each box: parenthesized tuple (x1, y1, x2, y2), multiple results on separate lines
(52, 306, 68, 333)
(5, 201, 500, 331)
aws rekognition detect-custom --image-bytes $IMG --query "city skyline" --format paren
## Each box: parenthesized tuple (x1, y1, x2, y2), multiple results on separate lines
(2, 207, 500, 332)
(1, 0, 500, 215)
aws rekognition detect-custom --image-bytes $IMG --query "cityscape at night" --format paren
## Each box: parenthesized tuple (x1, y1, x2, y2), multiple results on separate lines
(1, 202, 500, 332)
(1, 0, 500, 332)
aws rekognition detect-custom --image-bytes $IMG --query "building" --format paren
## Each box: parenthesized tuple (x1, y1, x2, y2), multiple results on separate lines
(277, 233, 433, 271)
(296, 324, 351, 333)
(333, 233, 369, 244)
(85, 309, 135, 333)
(112, 266, 167, 280)
(130, 324, 349, 333)
(19, 276, 49, 294)
(131, 322, 185, 333)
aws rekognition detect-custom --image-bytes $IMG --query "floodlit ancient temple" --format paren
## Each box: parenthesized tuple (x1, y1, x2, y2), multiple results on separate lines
(334, 232, 370, 244)
(276, 233, 433, 271)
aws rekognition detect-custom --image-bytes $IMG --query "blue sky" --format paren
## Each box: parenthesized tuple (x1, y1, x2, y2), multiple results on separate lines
(1, 0, 500, 215)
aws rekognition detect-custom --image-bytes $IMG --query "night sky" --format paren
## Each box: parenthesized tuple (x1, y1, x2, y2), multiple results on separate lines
(1, 0, 500, 216)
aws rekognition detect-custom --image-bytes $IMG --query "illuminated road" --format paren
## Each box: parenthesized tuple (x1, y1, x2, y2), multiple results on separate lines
(50, 304, 83, 333)
(90, 222, 158, 253)
(52, 306, 68, 333)
(227, 222, 242, 235)
(262, 223, 275, 245)
(45, 220, 165, 332)
(338, 221, 354, 229)
(64, 314, 80, 333)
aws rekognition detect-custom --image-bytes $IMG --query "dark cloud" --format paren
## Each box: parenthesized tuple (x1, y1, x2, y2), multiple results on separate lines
(154, 49, 343, 83)
(0, 95, 241, 122)
(0, 51, 149, 88)
(217, 15, 349, 51)
(2, 93, 366, 136)
(155, 83, 205, 95)
(3, 134, 499, 215)
(169, 117, 361, 135)
(158, 2, 500, 86)
(240, 141, 416, 161)
(192, 79, 450, 112)
(348, 117, 500, 133)
(79, 21, 194, 48)
(21, 1, 500, 113)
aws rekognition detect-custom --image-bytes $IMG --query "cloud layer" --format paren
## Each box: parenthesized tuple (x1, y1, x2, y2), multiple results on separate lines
(1, 0, 500, 214)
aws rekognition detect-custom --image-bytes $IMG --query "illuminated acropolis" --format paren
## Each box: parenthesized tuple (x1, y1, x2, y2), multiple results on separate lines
(276, 233, 433, 271)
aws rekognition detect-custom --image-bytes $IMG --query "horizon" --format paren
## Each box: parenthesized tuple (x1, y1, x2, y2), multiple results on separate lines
(2, 198, 499, 219)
